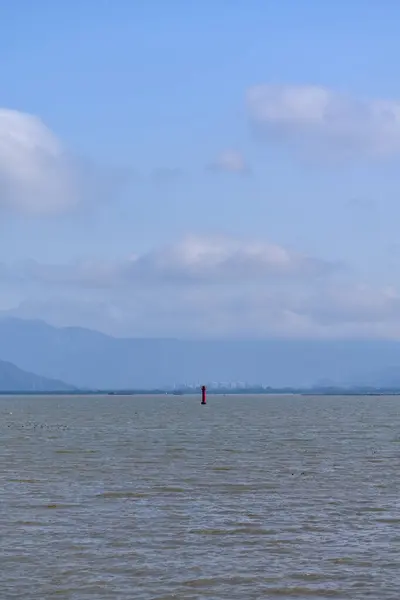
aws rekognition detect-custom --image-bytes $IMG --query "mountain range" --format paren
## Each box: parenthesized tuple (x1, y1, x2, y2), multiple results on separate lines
(0, 357, 74, 392)
(0, 317, 400, 389)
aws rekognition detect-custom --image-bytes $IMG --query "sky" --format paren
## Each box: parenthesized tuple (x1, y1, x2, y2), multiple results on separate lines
(2, 0, 400, 338)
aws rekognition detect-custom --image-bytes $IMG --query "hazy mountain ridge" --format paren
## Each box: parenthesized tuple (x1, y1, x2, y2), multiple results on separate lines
(0, 357, 75, 392)
(0, 317, 400, 389)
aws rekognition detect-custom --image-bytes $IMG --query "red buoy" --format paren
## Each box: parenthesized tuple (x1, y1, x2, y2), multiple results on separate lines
(201, 385, 207, 405)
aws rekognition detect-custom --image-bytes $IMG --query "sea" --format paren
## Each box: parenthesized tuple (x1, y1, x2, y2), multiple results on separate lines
(0, 393, 399, 599)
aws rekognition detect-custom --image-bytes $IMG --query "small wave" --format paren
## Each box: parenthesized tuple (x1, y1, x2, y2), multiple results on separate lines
(7, 478, 42, 484)
(376, 517, 400, 524)
(212, 466, 234, 471)
(96, 491, 149, 499)
(183, 575, 257, 587)
(152, 486, 186, 493)
(188, 527, 277, 535)
(262, 586, 342, 597)
(55, 449, 97, 454)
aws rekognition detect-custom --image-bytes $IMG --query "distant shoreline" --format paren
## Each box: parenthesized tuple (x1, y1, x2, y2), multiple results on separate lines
(1, 388, 400, 397)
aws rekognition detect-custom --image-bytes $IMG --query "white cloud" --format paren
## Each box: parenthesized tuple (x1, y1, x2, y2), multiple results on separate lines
(0, 108, 128, 216)
(135, 235, 335, 283)
(208, 150, 250, 173)
(6, 234, 337, 288)
(247, 84, 400, 158)
(0, 109, 81, 215)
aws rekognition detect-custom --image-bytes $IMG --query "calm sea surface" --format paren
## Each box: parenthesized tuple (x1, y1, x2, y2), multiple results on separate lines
(1, 394, 399, 599)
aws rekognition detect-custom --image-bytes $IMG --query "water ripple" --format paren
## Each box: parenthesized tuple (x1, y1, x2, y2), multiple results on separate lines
(0, 394, 399, 599)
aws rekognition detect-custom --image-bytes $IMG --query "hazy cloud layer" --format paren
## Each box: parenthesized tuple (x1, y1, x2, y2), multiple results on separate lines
(1, 234, 400, 339)
(4, 278, 400, 340)
(247, 84, 400, 159)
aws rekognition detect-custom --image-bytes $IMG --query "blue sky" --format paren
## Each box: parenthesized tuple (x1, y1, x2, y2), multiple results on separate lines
(2, 1, 400, 338)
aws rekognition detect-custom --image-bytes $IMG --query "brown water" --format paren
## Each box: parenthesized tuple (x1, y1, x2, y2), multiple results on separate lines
(0, 394, 399, 599)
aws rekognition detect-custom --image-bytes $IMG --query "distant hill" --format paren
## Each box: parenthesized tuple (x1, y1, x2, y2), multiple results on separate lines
(0, 317, 400, 389)
(0, 357, 75, 392)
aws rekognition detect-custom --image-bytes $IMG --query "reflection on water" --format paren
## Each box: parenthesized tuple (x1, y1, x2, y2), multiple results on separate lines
(0, 394, 399, 599)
